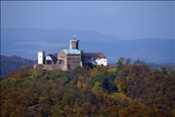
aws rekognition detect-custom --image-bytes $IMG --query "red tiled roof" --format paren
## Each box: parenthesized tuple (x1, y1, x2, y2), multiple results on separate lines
(83, 53, 106, 59)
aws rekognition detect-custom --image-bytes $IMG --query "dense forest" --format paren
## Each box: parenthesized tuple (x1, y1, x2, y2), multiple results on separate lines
(0, 55, 37, 77)
(0, 57, 175, 117)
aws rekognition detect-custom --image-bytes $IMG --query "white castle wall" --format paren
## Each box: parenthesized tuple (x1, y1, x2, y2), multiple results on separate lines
(38, 51, 45, 64)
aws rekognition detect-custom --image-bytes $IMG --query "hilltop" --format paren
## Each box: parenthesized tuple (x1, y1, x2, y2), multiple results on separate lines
(1, 58, 175, 116)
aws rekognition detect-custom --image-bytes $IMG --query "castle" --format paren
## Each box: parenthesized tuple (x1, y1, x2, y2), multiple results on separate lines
(34, 36, 107, 70)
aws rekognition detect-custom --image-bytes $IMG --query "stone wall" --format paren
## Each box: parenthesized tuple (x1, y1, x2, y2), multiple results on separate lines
(34, 63, 67, 71)
(58, 50, 67, 65)
(67, 54, 82, 70)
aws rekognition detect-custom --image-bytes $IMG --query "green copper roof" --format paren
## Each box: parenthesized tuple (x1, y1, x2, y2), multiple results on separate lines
(63, 49, 81, 54)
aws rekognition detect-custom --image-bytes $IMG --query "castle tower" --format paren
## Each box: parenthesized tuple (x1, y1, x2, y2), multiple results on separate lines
(70, 35, 79, 50)
(38, 50, 45, 64)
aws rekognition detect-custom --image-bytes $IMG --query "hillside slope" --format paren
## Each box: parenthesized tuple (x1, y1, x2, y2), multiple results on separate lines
(1, 62, 175, 116)
(0, 55, 37, 77)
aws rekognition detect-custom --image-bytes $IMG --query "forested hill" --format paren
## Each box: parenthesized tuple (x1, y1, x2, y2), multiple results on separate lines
(0, 55, 37, 78)
(1, 59, 175, 117)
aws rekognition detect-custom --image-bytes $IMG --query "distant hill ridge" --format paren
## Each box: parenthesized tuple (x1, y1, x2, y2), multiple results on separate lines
(0, 55, 37, 77)
(1, 28, 174, 64)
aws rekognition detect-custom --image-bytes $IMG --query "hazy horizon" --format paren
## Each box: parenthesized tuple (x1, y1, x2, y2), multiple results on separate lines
(1, 1, 174, 64)
(1, 1, 174, 40)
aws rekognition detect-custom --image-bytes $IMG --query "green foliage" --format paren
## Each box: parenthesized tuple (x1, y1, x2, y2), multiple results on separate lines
(116, 64, 175, 116)
(1, 59, 174, 117)
(116, 57, 125, 72)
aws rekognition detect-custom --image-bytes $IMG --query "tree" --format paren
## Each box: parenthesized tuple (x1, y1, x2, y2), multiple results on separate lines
(125, 58, 131, 66)
(93, 82, 103, 91)
(161, 66, 167, 74)
(116, 57, 124, 71)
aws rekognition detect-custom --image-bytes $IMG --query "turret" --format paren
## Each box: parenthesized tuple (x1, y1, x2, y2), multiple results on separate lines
(38, 50, 45, 64)
(70, 35, 79, 50)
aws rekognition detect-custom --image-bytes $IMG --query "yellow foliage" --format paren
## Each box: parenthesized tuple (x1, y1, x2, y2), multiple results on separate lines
(115, 78, 122, 92)
(77, 80, 82, 88)
(107, 67, 117, 73)
(110, 92, 131, 104)
(91, 68, 98, 76)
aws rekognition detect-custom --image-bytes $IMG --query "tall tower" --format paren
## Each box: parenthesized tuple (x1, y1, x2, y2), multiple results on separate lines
(70, 35, 79, 50)
(38, 50, 45, 64)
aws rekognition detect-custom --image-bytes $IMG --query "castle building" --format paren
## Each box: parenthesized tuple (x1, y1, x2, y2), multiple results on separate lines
(45, 54, 57, 64)
(70, 35, 79, 49)
(58, 49, 82, 70)
(38, 50, 45, 64)
(34, 36, 107, 70)
(82, 52, 107, 66)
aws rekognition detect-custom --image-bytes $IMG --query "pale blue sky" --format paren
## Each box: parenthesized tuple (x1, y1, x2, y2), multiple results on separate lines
(1, 1, 174, 40)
